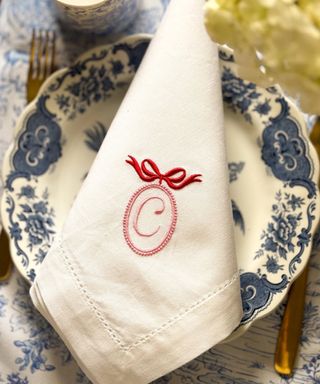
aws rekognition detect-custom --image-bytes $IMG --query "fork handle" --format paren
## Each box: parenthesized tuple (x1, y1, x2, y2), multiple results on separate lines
(274, 265, 309, 377)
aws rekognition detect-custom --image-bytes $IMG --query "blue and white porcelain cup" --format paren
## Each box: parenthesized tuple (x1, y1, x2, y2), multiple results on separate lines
(54, 0, 139, 34)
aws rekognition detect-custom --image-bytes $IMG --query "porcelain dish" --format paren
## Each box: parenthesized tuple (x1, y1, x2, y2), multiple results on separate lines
(54, 0, 139, 34)
(1, 36, 320, 338)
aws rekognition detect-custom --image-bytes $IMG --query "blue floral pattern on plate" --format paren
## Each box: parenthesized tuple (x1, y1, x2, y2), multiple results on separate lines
(0, 294, 8, 317)
(6, 96, 62, 190)
(5, 185, 55, 279)
(50, 39, 149, 120)
(1, 1, 320, 383)
(220, 47, 320, 327)
(229, 162, 245, 233)
(0, 0, 170, 382)
(2, 40, 320, 340)
(84, 122, 109, 152)
(2, 35, 150, 282)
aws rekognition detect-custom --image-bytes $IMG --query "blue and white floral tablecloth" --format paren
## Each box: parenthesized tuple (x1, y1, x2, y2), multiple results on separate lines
(1, 1, 320, 383)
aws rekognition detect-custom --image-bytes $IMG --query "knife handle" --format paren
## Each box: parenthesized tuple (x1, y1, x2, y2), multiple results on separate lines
(274, 266, 309, 377)
(0, 230, 12, 281)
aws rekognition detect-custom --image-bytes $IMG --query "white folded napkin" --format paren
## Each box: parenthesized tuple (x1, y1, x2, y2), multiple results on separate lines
(30, 0, 242, 382)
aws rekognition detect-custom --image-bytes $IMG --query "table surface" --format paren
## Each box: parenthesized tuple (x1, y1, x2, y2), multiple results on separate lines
(1, 1, 320, 383)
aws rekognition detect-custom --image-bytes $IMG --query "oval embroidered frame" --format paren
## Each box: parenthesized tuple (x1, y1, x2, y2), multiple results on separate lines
(123, 184, 177, 256)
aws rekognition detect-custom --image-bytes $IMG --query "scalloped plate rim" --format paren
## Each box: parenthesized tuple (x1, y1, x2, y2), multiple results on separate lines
(1, 39, 320, 341)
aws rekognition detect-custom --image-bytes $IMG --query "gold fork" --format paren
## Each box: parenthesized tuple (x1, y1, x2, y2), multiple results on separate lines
(27, 29, 56, 103)
(0, 29, 56, 282)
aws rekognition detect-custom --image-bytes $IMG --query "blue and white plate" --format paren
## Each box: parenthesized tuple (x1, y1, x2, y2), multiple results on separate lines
(220, 47, 320, 337)
(1, 33, 151, 278)
(1, 38, 320, 338)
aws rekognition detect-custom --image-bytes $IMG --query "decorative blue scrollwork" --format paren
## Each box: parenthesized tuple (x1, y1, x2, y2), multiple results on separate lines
(221, 63, 318, 323)
(222, 67, 316, 198)
(51, 40, 150, 120)
(5, 185, 56, 276)
(112, 40, 150, 71)
(84, 121, 109, 152)
(229, 162, 245, 233)
(221, 68, 261, 118)
(241, 196, 315, 323)
(231, 200, 245, 234)
(289, 201, 317, 275)
(49, 39, 149, 94)
(6, 196, 29, 268)
(228, 161, 245, 183)
(261, 98, 316, 198)
(240, 272, 288, 323)
(48, 50, 109, 92)
(6, 96, 61, 191)
(218, 49, 235, 63)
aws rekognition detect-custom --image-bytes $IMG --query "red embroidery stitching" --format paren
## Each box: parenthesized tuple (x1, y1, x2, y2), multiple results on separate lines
(123, 184, 177, 256)
(123, 155, 202, 256)
(133, 196, 164, 237)
(126, 155, 202, 190)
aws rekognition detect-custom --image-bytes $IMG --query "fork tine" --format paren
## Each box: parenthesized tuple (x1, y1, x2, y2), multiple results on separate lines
(50, 31, 56, 76)
(44, 30, 50, 79)
(27, 29, 56, 103)
(28, 29, 36, 81)
(45, 30, 55, 79)
(38, 30, 47, 80)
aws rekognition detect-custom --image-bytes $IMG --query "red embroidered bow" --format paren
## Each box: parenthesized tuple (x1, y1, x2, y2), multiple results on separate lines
(126, 155, 202, 190)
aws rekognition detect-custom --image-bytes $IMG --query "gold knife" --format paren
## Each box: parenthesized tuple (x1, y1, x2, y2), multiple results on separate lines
(0, 230, 12, 281)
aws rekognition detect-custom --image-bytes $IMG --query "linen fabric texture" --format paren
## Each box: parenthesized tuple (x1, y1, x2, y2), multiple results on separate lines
(30, 0, 243, 382)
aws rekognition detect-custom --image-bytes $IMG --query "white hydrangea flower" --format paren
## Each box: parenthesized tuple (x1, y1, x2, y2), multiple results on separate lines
(205, 0, 320, 114)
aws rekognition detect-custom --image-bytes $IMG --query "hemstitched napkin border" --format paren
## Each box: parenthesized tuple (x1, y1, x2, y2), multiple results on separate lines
(58, 236, 240, 352)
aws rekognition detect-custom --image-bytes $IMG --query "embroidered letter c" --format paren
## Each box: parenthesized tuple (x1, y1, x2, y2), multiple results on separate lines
(123, 184, 177, 256)
(133, 197, 165, 238)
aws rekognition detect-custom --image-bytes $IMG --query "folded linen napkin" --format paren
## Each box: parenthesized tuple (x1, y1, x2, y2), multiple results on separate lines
(30, 0, 242, 382)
